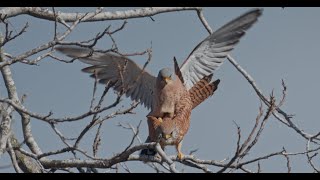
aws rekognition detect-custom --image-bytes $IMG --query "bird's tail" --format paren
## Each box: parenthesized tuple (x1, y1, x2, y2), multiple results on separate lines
(189, 74, 220, 109)
(140, 136, 157, 156)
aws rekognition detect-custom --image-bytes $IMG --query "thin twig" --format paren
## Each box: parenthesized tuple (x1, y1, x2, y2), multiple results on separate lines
(7, 139, 23, 173)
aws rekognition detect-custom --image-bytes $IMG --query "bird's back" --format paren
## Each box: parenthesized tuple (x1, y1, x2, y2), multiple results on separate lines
(159, 92, 193, 145)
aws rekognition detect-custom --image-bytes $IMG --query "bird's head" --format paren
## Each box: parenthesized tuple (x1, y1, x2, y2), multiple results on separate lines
(161, 131, 176, 140)
(158, 118, 178, 142)
(157, 68, 174, 87)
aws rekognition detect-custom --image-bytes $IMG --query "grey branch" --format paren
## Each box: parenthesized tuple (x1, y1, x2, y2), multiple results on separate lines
(0, 33, 12, 156)
(227, 56, 318, 142)
(10, 136, 43, 173)
(0, 103, 11, 157)
(0, 33, 42, 156)
(0, 7, 201, 22)
(7, 139, 23, 173)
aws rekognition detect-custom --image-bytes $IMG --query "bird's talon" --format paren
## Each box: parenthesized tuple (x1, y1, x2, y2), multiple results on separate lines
(155, 153, 162, 160)
(177, 152, 184, 160)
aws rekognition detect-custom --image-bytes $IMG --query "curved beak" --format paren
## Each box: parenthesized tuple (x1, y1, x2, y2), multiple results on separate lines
(162, 133, 172, 140)
(163, 76, 171, 83)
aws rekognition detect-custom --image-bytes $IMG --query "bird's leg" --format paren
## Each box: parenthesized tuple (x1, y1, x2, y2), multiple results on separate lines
(175, 141, 184, 160)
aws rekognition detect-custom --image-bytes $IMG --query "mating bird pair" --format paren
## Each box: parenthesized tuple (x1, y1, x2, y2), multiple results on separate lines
(56, 8, 262, 160)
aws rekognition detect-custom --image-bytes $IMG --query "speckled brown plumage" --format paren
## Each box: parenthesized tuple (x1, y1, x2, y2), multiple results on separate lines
(148, 56, 187, 119)
(144, 73, 220, 159)
(146, 90, 193, 159)
(189, 74, 220, 109)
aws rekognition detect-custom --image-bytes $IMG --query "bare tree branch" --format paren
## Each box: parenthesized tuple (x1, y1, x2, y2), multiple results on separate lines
(0, 102, 12, 156)
(0, 33, 12, 156)
(0, 7, 202, 22)
(227, 56, 318, 142)
(1, 32, 42, 156)
(306, 139, 320, 172)
(7, 139, 23, 173)
(282, 148, 291, 173)
(10, 136, 43, 173)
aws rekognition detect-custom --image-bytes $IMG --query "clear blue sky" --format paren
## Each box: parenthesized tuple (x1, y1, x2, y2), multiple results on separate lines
(1, 7, 320, 172)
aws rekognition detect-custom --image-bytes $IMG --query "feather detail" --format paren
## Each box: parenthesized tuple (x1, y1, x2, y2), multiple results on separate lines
(189, 74, 220, 109)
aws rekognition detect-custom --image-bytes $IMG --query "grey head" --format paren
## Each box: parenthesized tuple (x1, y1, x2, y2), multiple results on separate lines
(158, 68, 173, 79)
(157, 68, 174, 87)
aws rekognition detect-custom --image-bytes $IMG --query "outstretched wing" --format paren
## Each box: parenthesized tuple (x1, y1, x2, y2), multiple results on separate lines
(55, 46, 156, 110)
(180, 8, 263, 90)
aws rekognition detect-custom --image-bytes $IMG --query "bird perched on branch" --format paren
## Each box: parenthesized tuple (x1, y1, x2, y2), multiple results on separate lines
(55, 8, 262, 159)
(145, 71, 220, 159)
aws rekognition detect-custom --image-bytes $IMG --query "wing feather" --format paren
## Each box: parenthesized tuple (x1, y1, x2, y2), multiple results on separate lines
(55, 46, 156, 110)
(180, 8, 262, 90)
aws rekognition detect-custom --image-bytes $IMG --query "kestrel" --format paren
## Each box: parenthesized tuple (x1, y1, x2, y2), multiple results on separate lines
(144, 72, 220, 159)
(55, 8, 262, 158)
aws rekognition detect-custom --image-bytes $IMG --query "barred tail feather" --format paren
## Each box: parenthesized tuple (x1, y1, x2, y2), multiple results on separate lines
(189, 74, 220, 109)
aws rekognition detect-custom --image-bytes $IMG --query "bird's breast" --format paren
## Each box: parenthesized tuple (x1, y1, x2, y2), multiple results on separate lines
(154, 83, 179, 117)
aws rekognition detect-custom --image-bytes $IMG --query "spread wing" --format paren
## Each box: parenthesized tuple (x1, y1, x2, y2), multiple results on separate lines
(180, 8, 263, 90)
(55, 46, 156, 110)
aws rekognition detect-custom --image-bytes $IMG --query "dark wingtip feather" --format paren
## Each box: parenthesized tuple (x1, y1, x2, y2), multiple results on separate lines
(250, 8, 263, 16)
(173, 56, 184, 84)
(54, 46, 64, 52)
(82, 66, 96, 73)
(213, 8, 263, 42)
(205, 74, 213, 82)
(213, 79, 220, 86)
(54, 45, 79, 55)
(236, 8, 263, 22)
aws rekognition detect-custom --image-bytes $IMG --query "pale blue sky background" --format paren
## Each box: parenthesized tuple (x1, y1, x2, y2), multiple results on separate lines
(1, 7, 320, 173)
